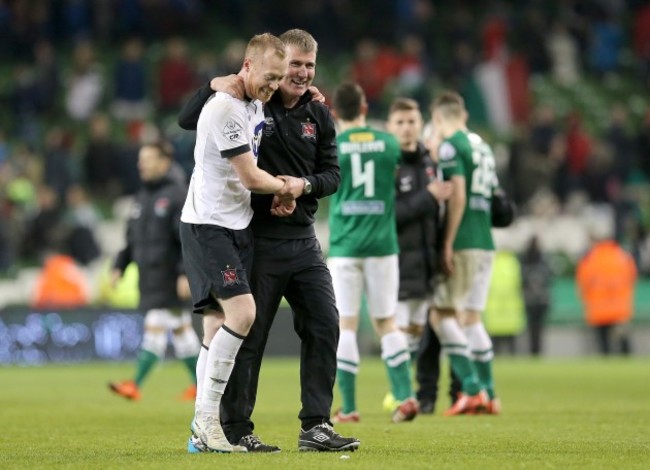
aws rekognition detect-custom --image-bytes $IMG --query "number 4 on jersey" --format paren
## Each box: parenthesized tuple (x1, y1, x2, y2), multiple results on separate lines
(351, 152, 375, 197)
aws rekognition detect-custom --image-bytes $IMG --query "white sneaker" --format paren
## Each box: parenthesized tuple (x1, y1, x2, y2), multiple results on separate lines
(194, 413, 242, 453)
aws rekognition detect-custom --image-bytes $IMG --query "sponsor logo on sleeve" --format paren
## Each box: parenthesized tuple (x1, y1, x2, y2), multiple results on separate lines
(223, 120, 243, 141)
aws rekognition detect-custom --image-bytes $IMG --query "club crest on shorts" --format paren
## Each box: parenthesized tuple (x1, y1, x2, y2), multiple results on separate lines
(301, 121, 316, 139)
(221, 266, 240, 286)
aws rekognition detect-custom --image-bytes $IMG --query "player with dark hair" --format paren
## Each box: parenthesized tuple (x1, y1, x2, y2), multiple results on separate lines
(109, 142, 200, 402)
(328, 83, 418, 424)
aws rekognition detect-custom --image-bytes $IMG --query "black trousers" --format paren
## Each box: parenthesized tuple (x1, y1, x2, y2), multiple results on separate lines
(526, 304, 548, 356)
(596, 324, 631, 355)
(221, 237, 339, 442)
(416, 320, 461, 407)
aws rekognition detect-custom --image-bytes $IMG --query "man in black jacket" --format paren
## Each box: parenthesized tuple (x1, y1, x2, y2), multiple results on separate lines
(109, 142, 200, 401)
(178, 29, 358, 453)
(387, 98, 460, 414)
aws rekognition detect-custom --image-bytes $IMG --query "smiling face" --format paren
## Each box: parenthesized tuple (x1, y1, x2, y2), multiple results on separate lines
(280, 45, 316, 102)
(387, 108, 423, 150)
(245, 47, 288, 103)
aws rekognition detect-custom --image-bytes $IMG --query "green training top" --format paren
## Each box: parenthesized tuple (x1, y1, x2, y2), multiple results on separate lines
(328, 126, 401, 257)
(438, 129, 496, 251)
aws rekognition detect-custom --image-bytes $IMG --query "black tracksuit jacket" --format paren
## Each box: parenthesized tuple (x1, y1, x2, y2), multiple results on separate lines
(177, 84, 340, 238)
(395, 142, 442, 300)
(114, 174, 186, 311)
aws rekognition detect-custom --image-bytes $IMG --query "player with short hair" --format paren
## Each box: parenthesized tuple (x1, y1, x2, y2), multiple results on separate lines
(329, 82, 419, 424)
(109, 142, 200, 402)
(430, 90, 499, 415)
(180, 32, 301, 454)
(385, 97, 458, 414)
(180, 30, 358, 453)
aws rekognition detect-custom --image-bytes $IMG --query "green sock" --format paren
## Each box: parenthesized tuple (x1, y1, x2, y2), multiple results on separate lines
(134, 350, 159, 387)
(474, 360, 495, 399)
(448, 353, 481, 396)
(336, 368, 357, 414)
(182, 355, 198, 384)
(384, 357, 413, 402)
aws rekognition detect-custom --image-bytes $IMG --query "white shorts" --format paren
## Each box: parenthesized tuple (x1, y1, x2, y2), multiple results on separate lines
(433, 250, 494, 312)
(395, 298, 431, 328)
(144, 309, 192, 330)
(328, 255, 399, 320)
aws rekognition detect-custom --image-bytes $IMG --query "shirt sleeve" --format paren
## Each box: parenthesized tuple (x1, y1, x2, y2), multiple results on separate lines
(438, 140, 463, 179)
(210, 96, 251, 159)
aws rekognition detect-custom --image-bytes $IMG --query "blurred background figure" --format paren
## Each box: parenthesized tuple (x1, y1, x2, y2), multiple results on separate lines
(31, 251, 89, 309)
(108, 143, 199, 401)
(576, 232, 637, 355)
(520, 236, 553, 356)
(483, 250, 526, 355)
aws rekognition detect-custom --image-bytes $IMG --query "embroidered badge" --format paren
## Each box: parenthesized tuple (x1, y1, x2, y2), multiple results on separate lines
(301, 121, 316, 139)
(264, 116, 275, 137)
(221, 266, 240, 286)
(154, 197, 169, 217)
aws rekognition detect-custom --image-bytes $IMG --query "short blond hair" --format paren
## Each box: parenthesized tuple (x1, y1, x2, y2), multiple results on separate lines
(431, 90, 465, 119)
(280, 29, 318, 54)
(245, 33, 286, 61)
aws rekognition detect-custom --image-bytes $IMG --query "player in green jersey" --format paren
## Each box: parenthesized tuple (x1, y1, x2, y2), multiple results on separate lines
(328, 82, 418, 424)
(429, 90, 500, 415)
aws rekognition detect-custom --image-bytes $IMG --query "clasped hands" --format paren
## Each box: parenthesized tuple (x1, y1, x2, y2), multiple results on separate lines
(270, 175, 305, 217)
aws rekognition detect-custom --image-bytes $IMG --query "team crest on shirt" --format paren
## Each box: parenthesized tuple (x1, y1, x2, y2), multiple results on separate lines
(154, 197, 170, 217)
(221, 266, 240, 286)
(301, 121, 316, 139)
(223, 120, 243, 141)
(264, 117, 275, 136)
(438, 142, 456, 161)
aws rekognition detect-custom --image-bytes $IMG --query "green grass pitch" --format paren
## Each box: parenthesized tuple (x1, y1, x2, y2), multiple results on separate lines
(2, 357, 649, 469)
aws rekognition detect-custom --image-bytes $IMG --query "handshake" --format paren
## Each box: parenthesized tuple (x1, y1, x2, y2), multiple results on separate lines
(271, 175, 308, 217)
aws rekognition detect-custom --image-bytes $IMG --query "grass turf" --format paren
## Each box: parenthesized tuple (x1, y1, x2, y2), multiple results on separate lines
(1, 357, 649, 469)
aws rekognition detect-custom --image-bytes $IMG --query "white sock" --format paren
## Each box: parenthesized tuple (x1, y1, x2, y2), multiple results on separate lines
(438, 317, 470, 357)
(200, 326, 244, 415)
(337, 329, 360, 373)
(195, 344, 208, 413)
(380, 330, 410, 367)
(406, 333, 420, 356)
(465, 322, 494, 362)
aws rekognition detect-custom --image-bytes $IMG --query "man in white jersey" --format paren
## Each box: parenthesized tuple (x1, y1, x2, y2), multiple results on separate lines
(180, 33, 303, 453)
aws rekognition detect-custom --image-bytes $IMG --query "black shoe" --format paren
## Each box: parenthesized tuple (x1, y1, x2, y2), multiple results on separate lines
(419, 399, 435, 415)
(238, 434, 281, 453)
(298, 423, 360, 452)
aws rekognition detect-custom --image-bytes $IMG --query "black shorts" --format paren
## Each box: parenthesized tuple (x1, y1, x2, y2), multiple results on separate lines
(180, 222, 253, 314)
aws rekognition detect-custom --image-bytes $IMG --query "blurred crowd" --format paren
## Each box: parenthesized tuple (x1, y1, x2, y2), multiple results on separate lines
(1, 0, 649, 276)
